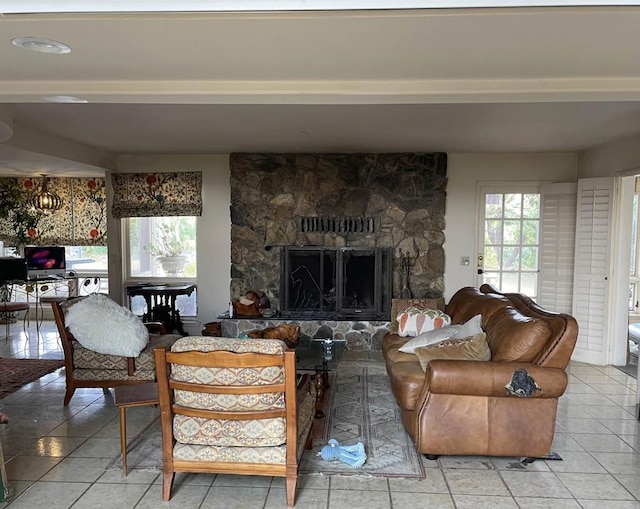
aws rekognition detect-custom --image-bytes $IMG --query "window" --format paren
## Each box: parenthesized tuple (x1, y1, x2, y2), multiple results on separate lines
(480, 189, 540, 298)
(126, 216, 197, 318)
(127, 216, 197, 278)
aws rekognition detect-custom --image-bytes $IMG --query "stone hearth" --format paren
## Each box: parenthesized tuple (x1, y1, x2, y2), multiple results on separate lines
(221, 318, 390, 351)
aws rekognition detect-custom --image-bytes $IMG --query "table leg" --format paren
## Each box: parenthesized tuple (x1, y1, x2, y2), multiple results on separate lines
(119, 407, 127, 475)
(313, 367, 330, 419)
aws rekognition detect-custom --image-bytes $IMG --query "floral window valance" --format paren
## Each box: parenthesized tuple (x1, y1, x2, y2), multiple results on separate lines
(111, 172, 202, 218)
(0, 177, 107, 247)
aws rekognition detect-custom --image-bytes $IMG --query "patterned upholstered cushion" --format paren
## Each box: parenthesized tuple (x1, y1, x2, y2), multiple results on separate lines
(72, 333, 181, 371)
(173, 388, 315, 464)
(173, 416, 287, 447)
(72, 368, 155, 381)
(171, 336, 286, 355)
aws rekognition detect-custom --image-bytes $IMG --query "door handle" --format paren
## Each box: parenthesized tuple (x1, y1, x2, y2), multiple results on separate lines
(477, 269, 484, 275)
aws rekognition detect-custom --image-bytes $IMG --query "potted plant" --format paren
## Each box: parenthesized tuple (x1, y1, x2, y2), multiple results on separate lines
(144, 222, 190, 274)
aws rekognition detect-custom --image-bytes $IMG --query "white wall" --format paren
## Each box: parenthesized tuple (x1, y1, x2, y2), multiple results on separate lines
(444, 153, 578, 301)
(114, 154, 231, 327)
(579, 133, 640, 178)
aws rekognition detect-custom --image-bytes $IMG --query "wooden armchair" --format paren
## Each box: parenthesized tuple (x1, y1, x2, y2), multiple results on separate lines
(52, 297, 181, 405)
(154, 337, 316, 507)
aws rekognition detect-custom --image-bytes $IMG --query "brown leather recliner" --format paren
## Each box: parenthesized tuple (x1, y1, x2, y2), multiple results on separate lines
(382, 284, 578, 458)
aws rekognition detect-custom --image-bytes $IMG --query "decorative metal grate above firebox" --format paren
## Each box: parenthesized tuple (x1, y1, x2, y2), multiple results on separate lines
(299, 216, 376, 234)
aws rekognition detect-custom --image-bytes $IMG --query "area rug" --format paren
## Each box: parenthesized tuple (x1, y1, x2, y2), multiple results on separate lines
(299, 361, 425, 478)
(107, 360, 425, 479)
(0, 358, 64, 399)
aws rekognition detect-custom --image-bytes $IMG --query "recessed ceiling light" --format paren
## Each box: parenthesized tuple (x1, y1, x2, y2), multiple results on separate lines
(11, 37, 71, 54)
(43, 95, 88, 103)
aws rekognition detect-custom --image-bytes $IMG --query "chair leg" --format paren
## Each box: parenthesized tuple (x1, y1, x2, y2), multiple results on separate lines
(63, 386, 75, 406)
(285, 475, 298, 508)
(162, 471, 175, 501)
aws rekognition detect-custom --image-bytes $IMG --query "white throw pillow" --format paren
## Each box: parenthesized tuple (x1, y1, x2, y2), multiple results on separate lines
(65, 294, 150, 357)
(398, 324, 462, 354)
(453, 314, 483, 339)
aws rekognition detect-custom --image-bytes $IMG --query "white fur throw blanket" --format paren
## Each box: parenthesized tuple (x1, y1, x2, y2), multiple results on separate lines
(65, 294, 149, 357)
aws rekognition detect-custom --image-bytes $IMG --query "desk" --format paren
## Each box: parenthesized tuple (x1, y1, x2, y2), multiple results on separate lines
(126, 284, 196, 335)
(14, 276, 78, 333)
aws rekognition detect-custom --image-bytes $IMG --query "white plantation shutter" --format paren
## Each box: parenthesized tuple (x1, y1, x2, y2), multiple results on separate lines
(571, 177, 614, 365)
(538, 183, 577, 314)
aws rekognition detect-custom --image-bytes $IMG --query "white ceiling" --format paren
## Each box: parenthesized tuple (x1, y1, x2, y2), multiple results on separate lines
(2, 6, 640, 176)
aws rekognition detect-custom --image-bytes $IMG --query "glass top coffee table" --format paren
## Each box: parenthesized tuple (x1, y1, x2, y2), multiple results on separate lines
(295, 338, 346, 418)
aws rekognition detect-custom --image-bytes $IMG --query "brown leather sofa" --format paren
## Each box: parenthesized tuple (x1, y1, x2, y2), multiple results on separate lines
(382, 284, 578, 459)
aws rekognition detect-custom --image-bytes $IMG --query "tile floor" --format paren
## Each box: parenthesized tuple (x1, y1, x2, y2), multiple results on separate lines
(0, 321, 639, 508)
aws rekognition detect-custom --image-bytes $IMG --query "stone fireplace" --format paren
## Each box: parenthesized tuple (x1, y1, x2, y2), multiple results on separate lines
(230, 152, 447, 317)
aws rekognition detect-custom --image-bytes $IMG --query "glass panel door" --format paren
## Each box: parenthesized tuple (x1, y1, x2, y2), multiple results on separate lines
(479, 189, 540, 298)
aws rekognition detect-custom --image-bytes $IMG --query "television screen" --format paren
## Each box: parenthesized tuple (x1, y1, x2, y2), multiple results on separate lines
(0, 257, 28, 283)
(24, 246, 66, 278)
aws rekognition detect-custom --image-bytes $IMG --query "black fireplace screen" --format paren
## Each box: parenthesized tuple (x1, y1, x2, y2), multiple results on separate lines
(280, 246, 392, 319)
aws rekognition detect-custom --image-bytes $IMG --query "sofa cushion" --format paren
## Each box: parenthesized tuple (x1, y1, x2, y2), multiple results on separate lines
(452, 314, 483, 339)
(485, 308, 551, 362)
(414, 333, 491, 372)
(398, 325, 461, 354)
(389, 298, 446, 334)
(397, 307, 451, 337)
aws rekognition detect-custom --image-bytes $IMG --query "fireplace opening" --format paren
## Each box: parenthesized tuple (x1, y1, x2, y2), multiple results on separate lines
(280, 246, 392, 320)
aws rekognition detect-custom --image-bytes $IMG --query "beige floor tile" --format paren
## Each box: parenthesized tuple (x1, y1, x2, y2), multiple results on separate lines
(515, 497, 582, 508)
(133, 484, 209, 508)
(555, 418, 613, 434)
(211, 473, 272, 487)
(565, 393, 616, 406)
(97, 468, 160, 484)
(453, 494, 518, 508)
(265, 487, 329, 509)
(545, 451, 606, 473)
(4, 481, 89, 509)
(500, 471, 572, 499)
(599, 418, 640, 435)
(69, 482, 148, 509)
(550, 433, 587, 453)
(556, 472, 634, 500)
(590, 452, 640, 475)
(330, 475, 388, 491)
(579, 500, 640, 509)
(329, 489, 391, 509)
(615, 473, 640, 499)
(68, 437, 120, 458)
(443, 469, 509, 496)
(201, 486, 270, 509)
(19, 436, 87, 457)
(572, 434, 635, 453)
(388, 470, 449, 493)
(390, 491, 454, 508)
(40, 457, 111, 482)
(4, 455, 62, 481)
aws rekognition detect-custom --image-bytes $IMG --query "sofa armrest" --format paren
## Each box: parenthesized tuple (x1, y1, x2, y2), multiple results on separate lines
(425, 360, 567, 399)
